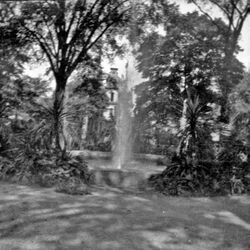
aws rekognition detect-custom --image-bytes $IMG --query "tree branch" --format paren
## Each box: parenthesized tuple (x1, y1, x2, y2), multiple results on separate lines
(21, 24, 57, 75)
(188, 0, 222, 30)
(66, 0, 101, 59)
(67, 14, 121, 76)
(66, 0, 128, 76)
(235, 3, 250, 30)
(82, 0, 129, 60)
(65, 0, 82, 38)
(38, 3, 57, 58)
(230, 0, 244, 17)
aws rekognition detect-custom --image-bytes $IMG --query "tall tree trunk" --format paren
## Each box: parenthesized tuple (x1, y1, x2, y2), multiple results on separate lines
(53, 76, 67, 153)
(177, 97, 188, 157)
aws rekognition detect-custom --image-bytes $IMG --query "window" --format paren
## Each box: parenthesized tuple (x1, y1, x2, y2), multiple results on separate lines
(110, 92, 114, 102)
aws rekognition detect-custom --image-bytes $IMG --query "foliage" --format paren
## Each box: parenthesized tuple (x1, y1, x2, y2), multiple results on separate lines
(126, 0, 179, 46)
(149, 131, 250, 196)
(0, 75, 49, 157)
(133, 0, 245, 157)
(66, 71, 109, 150)
(148, 94, 217, 196)
(0, 2, 31, 120)
(148, 159, 250, 196)
(229, 71, 250, 144)
(187, 0, 250, 63)
(0, 6, 51, 157)
(187, 0, 249, 120)
(55, 177, 91, 195)
(176, 93, 214, 159)
(0, 0, 249, 198)
(4, 0, 130, 151)
(16, 0, 129, 76)
(133, 9, 233, 155)
(0, 147, 92, 190)
(0, 119, 11, 157)
(0, 88, 92, 190)
(133, 2, 247, 196)
(0, 76, 50, 160)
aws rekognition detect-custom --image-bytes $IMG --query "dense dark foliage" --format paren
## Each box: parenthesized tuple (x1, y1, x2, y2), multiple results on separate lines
(0, 101, 92, 193)
(0, 0, 250, 196)
(128, 0, 249, 196)
(149, 133, 250, 196)
(7, 0, 130, 152)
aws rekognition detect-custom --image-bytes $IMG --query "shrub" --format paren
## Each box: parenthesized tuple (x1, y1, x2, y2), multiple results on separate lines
(0, 150, 92, 191)
(148, 144, 250, 196)
(55, 177, 91, 195)
(148, 160, 213, 196)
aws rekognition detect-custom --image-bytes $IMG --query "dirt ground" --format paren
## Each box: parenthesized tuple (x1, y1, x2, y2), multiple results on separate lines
(0, 182, 250, 250)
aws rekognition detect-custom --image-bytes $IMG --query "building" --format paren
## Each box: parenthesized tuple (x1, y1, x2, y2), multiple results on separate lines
(103, 68, 119, 119)
(82, 68, 120, 151)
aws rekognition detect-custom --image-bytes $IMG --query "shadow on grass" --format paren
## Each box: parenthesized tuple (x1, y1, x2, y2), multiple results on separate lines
(0, 183, 250, 250)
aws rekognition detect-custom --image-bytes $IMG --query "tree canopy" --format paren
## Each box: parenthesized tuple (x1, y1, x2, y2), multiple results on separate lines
(4, 0, 130, 151)
(134, 9, 243, 126)
(132, 1, 245, 157)
(187, 0, 250, 120)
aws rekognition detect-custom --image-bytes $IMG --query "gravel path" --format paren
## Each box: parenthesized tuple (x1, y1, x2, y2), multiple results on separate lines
(0, 182, 250, 250)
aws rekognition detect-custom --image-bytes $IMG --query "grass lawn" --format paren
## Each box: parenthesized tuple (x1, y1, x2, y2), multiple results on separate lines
(0, 182, 250, 250)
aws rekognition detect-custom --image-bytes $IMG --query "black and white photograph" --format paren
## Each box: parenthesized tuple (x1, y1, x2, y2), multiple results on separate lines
(0, 0, 250, 249)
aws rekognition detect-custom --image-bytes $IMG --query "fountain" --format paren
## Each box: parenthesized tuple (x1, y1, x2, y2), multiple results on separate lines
(80, 62, 166, 189)
(112, 63, 133, 169)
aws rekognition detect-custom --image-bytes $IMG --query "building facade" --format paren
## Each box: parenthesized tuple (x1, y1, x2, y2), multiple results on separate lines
(83, 68, 120, 151)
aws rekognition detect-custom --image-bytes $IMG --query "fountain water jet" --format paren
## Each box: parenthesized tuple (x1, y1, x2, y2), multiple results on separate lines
(113, 63, 133, 169)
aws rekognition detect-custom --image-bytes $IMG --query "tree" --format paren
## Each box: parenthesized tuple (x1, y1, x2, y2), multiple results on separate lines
(0, 7, 49, 124)
(135, 11, 233, 135)
(134, 2, 247, 165)
(0, 2, 30, 119)
(187, 0, 250, 121)
(0, 5, 39, 156)
(229, 71, 250, 144)
(0, 74, 50, 156)
(66, 70, 109, 150)
(10, 0, 129, 151)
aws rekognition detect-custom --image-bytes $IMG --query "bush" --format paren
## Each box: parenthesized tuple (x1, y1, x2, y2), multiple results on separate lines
(0, 156, 15, 180)
(55, 177, 91, 195)
(0, 151, 92, 192)
(148, 160, 213, 196)
(148, 151, 250, 196)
